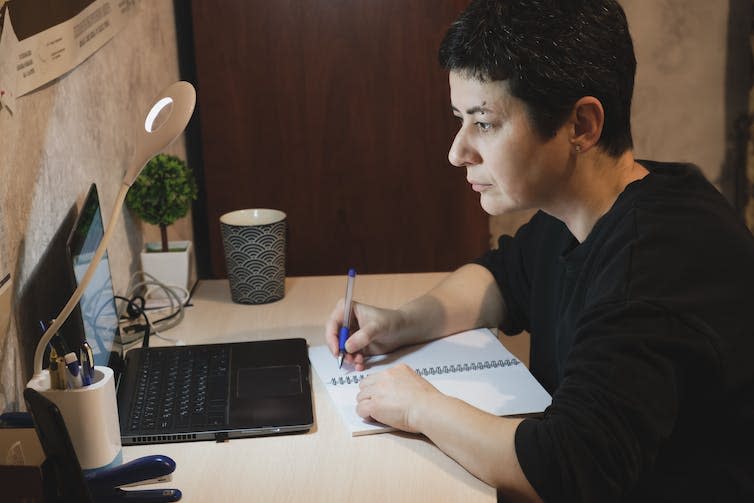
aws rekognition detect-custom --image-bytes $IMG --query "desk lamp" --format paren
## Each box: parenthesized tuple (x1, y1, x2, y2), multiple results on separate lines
(31, 81, 196, 377)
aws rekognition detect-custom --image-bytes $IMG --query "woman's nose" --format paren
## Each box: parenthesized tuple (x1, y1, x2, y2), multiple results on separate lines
(448, 128, 480, 167)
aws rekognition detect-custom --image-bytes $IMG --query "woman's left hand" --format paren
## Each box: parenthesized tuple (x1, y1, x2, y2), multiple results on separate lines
(355, 364, 443, 433)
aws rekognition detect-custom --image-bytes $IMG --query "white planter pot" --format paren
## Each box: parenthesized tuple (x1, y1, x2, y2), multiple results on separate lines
(140, 240, 192, 298)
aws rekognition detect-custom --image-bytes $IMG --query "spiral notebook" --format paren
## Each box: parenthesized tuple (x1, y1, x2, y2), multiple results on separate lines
(309, 329, 551, 436)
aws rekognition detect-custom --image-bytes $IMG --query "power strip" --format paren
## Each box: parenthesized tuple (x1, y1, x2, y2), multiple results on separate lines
(1, 274, 12, 338)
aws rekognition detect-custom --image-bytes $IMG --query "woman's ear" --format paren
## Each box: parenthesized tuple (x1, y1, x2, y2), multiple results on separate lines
(570, 97, 604, 154)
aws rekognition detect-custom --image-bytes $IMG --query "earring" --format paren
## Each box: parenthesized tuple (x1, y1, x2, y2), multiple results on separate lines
(574, 144, 582, 153)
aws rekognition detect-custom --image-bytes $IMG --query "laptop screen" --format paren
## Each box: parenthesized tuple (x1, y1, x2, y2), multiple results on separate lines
(66, 183, 121, 370)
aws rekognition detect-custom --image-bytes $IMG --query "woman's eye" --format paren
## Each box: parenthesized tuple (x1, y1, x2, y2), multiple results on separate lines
(475, 122, 492, 131)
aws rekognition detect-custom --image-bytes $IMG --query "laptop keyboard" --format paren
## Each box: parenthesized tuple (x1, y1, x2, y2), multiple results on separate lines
(128, 346, 230, 432)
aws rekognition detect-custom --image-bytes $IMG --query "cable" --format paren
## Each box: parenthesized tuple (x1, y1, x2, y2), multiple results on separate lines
(114, 295, 151, 348)
(115, 271, 192, 347)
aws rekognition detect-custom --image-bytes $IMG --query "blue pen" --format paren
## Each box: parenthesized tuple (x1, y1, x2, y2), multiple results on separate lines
(79, 347, 92, 386)
(82, 340, 95, 380)
(338, 268, 357, 368)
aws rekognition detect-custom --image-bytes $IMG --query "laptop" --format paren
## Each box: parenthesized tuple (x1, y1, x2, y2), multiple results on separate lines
(65, 183, 313, 445)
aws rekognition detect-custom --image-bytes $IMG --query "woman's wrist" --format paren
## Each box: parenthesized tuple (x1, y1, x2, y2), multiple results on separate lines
(395, 295, 445, 342)
(407, 385, 451, 434)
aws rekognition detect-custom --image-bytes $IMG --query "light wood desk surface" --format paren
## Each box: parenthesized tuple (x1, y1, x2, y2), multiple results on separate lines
(123, 273, 508, 502)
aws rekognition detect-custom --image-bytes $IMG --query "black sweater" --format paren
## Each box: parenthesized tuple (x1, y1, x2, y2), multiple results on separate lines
(475, 161, 754, 502)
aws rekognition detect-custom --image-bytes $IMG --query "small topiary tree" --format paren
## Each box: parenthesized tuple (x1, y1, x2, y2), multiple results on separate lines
(126, 153, 198, 252)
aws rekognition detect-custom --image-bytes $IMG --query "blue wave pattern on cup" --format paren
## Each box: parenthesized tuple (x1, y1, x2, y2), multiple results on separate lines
(220, 212, 286, 304)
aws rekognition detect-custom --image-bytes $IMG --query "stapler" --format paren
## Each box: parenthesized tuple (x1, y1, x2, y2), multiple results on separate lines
(85, 455, 182, 502)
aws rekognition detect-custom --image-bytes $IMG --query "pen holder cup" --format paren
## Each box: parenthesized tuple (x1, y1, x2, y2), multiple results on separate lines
(27, 366, 122, 471)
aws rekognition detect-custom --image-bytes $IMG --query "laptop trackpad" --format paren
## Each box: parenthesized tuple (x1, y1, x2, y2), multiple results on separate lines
(236, 365, 303, 399)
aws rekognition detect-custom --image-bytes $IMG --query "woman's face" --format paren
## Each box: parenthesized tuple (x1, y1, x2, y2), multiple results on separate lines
(447, 71, 574, 216)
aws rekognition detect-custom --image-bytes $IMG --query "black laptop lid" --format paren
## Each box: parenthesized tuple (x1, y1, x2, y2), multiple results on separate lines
(65, 183, 122, 371)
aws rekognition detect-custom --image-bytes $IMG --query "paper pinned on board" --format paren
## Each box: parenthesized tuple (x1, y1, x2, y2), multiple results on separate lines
(0, 0, 137, 114)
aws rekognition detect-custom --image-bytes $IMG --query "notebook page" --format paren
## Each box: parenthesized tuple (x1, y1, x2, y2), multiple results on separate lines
(309, 328, 551, 436)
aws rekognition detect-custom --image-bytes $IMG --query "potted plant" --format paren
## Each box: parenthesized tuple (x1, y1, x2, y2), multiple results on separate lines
(126, 153, 198, 294)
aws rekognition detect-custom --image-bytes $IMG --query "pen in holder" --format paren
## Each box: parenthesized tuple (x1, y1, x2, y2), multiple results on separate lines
(27, 366, 122, 471)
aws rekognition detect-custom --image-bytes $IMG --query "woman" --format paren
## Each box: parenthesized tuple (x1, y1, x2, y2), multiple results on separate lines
(326, 1, 754, 501)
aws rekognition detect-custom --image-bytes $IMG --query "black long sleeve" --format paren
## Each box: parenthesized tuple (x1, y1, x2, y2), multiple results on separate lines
(475, 161, 754, 502)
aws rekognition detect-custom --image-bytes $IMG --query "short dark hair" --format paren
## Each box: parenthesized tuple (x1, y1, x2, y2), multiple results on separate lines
(439, 0, 636, 157)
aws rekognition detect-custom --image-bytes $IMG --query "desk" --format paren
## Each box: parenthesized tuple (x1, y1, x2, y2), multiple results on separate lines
(123, 273, 510, 502)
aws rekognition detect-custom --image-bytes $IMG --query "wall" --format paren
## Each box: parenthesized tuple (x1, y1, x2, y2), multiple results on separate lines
(0, 1, 190, 412)
(491, 0, 751, 243)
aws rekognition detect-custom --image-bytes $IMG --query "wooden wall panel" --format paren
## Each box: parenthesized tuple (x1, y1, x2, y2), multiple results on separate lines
(189, 0, 486, 276)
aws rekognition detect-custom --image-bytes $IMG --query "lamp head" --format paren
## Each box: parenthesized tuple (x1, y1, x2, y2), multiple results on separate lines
(124, 81, 196, 186)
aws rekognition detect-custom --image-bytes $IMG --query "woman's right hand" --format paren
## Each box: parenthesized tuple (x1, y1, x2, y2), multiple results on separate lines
(324, 299, 407, 371)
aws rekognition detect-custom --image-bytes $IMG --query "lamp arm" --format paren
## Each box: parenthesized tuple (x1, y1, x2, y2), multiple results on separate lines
(32, 182, 130, 376)
(30, 81, 196, 377)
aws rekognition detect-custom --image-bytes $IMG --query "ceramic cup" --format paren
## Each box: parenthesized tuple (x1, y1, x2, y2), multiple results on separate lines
(220, 209, 287, 304)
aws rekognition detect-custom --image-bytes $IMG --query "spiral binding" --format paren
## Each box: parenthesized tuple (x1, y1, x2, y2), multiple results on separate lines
(328, 358, 520, 386)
